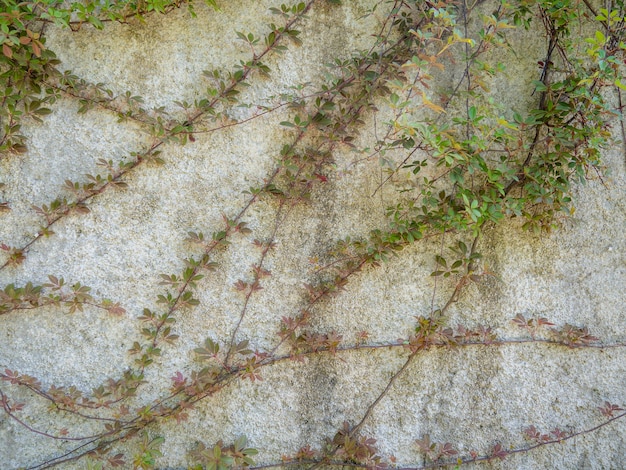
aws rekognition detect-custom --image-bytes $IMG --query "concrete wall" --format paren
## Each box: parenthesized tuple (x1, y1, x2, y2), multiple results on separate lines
(1, 1, 625, 468)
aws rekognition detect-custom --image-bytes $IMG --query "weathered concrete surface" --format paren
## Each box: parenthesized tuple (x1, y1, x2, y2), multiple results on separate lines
(0, 1, 625, 469)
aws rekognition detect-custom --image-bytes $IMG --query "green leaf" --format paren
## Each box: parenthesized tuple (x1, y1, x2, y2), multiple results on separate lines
(204, 0, 220, 10)
(615, 78, 626, 90)
(87, 15, 103, 29)
(468, 106, 477, 120)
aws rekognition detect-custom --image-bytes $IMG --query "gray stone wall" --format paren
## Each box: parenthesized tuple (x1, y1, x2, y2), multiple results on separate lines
(1, 1, 625, 468)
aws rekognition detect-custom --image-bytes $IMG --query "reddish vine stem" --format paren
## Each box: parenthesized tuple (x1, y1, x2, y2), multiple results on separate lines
(310, 20, 563, 455)
(5, 0, 402, 454)
(617, 86, 626, 169)
(14, 321, 626, 469)
(42, 80, 156, 125)
(0, 6, 319, 438)
(245, 403, 626, 470)
(371, 3, 504, 196)
(10, 4, 422, 465)
(224, 186, 294, 367)
(32, 0, 202, 29)
(6, 0, 400, 423)
(0, 388, 129, 442)
(0, 0, 318, 272)
(306, 227, 481, 469)
(2, 301, 112, 315)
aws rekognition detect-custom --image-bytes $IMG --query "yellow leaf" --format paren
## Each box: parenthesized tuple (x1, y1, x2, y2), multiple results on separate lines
(497, 118, 518, 130)
(421, 92, 445, 114)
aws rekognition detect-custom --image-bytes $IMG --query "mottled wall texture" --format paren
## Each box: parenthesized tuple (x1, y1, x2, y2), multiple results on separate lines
(1, 1, 625, 469)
